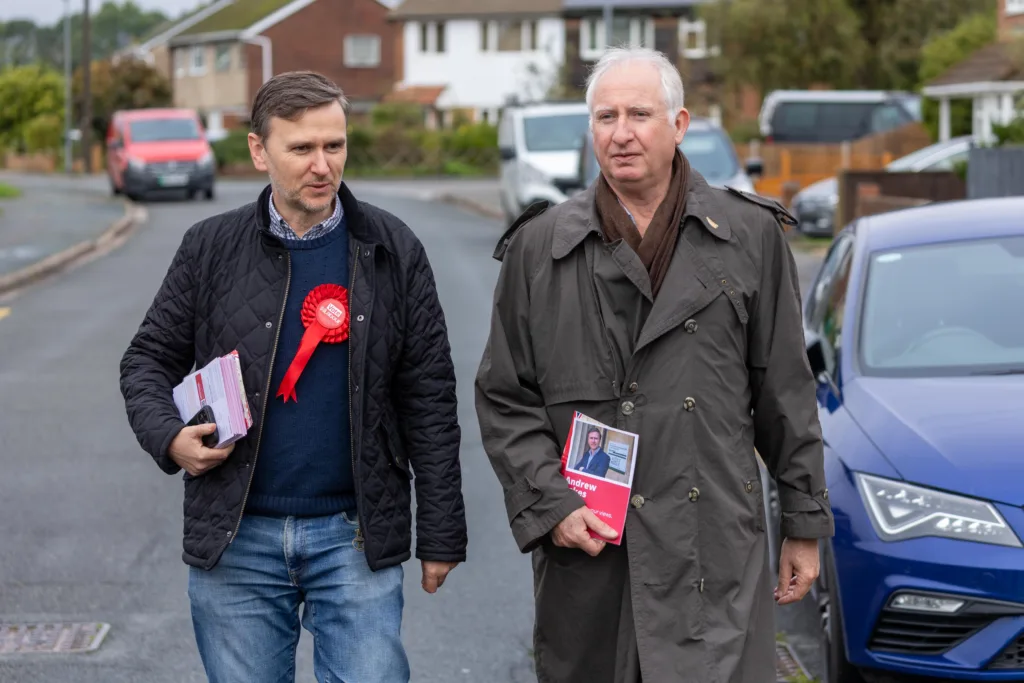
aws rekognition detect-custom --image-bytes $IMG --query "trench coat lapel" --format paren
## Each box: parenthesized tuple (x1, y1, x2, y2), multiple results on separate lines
(635, 172, 732, 353)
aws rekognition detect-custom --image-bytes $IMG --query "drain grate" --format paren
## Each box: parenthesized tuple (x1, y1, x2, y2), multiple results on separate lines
(775, 641, 809, 681)
(1, 622, 110, 654)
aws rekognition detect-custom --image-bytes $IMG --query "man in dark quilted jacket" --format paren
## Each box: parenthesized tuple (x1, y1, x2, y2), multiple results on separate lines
(119, 71, 467, 683)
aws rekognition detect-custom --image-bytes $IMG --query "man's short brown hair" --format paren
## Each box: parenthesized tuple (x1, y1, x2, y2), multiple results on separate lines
(249, 70, 349, 139)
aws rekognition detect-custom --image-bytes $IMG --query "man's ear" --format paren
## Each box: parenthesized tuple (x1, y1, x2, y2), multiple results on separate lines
(674, 108, 691, 146)
(248, 133, 268, 172)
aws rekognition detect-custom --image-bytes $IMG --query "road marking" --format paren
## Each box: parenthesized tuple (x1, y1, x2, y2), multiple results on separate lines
(0, 307, 10, 321)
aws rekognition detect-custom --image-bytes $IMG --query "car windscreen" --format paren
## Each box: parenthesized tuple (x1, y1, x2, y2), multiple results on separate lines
(581, 128, 740, 185)
(523, 113, 590, 152)
(859, 235, 1024, 377)
(680, 128, 740, 183)
(771, 102, 874, 142)
(129, 118, 201, 143)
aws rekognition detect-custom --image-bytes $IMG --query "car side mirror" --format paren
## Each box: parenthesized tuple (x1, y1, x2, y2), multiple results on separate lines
(499, 146, 516, 161)
(745, 157, 764, 179)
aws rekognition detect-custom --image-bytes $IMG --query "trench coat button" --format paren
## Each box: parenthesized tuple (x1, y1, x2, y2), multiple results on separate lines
(631, 494, 645, 508)
(683, 397, 696, 411)
(689, 487, 700, 502)
(745, 481, 754, 493)
(684, 319, 698, 334)
(621, 401, 635, 416)
(628, 382, 638, 394)
(823, 489, 829, 500)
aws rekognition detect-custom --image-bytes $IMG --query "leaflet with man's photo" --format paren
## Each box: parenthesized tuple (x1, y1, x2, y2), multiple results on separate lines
(559, 411, 639, 546)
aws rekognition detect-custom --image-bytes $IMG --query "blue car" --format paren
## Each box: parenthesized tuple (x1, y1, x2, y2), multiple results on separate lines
(797, 197, 1024, 682)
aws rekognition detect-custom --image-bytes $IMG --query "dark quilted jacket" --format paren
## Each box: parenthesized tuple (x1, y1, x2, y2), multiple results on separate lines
(119, 182, 467, 572)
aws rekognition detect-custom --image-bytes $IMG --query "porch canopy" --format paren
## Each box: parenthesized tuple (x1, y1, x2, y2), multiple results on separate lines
(922, 42, 1024, 143)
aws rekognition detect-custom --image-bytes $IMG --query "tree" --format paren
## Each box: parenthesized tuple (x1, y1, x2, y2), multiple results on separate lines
(874, 0, 998, 91)
(0, 64, 65, 152)
(702, 0, 868, 96)
(73, 56, 172, 143)
(918, 13, 998, 139)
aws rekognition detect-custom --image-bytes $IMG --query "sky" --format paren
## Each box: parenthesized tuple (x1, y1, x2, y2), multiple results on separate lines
(0, 0, 205, 25)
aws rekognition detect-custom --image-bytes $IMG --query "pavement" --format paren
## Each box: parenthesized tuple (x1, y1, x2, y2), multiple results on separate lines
(0, 174, 826, 682)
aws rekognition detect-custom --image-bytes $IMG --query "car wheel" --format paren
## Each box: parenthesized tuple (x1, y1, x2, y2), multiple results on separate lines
(204, 187, 215, 201)
(817, 544, 864, 683)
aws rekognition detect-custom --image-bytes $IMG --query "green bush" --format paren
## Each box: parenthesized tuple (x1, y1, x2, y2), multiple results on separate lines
(370, 103, 423, 129)
(22, 114, 64, 153)
(211, 129, 252, 168)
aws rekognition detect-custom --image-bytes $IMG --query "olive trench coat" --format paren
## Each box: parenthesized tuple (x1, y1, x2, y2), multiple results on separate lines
(475, 171, 835, 683)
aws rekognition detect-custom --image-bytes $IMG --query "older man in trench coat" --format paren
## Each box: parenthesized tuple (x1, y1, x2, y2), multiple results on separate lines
(475, 47, 835, 682)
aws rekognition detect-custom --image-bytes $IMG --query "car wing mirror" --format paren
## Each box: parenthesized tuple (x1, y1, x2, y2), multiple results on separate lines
(499, 146, 516, 161)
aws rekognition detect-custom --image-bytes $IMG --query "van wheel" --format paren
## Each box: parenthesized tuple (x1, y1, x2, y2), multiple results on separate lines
(204, 187, 215, 201)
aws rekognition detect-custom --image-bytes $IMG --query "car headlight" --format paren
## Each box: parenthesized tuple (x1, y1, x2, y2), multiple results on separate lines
(128, 157, 146, 171)
(855, 473, 1022, 547)
(519, 161, 550, 187)
(198, 152, 214, 167)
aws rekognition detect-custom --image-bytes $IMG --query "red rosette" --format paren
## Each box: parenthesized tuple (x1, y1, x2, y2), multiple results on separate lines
(276, 283, 350, 403)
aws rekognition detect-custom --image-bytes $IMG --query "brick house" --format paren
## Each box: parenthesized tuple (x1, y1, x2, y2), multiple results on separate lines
(163, 0, 401, 139)
(922, 0, 1024, 143)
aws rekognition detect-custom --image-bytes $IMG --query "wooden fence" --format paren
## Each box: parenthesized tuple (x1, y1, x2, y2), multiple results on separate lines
(835, 170, 967, 231)
(736, 123, 934, 202)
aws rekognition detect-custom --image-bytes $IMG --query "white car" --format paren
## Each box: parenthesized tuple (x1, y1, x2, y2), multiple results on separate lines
(497, 101, 592, 223)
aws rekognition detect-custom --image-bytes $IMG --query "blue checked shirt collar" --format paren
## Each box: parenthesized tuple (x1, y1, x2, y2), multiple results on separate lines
(268, 192, 343, 241)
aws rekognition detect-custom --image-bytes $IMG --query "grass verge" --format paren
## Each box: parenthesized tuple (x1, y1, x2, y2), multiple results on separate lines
(0, 182, 22, 199)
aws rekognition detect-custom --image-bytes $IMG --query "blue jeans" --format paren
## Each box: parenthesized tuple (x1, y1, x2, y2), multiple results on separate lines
(188, 511, 409, 683)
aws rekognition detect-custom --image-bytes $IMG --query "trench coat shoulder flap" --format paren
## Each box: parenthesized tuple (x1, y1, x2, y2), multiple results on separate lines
(493, 200, 552, 262)
(724, 186, 798, 227)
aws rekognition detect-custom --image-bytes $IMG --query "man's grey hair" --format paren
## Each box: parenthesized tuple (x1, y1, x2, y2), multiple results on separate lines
(250, 70, 349, 140)
(584, 47, 686, 119)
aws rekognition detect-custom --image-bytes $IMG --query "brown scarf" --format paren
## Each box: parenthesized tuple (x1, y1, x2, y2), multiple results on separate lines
(595, 148, 690, 297)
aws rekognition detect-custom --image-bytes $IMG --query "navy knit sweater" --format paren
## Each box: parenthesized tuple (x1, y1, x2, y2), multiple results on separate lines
(246, 221, 354, 517)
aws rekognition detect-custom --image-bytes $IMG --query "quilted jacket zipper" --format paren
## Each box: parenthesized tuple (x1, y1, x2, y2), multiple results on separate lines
(230, 251, 291, 543)
(349, 240, 362, 534)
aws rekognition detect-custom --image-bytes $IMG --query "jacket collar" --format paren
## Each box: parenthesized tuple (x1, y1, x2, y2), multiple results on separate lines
(551, 167, 731, 260)
(256, 181, 380, 247)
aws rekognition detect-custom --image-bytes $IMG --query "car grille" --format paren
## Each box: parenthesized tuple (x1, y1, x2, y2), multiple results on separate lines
(147, 161, 196, 175)
(868, 609, 993, 655)
(989, 635, 1024, 669)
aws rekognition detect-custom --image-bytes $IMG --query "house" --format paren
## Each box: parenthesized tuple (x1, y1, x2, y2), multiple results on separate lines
(561, 0, 733, 121)
(387, 0, 566, 127)
(114, 0, 235, 78)
(922, 0, 1024, 143)
(165, 0, 401, 139)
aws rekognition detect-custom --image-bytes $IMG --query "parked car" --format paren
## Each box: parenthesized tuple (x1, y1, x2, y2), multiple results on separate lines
(106, 108, 216, 202)
(497, 101, 591, 223)
(791, 135, 974, 237)
(759, 90, 921, 144)
(789, 197, 1024, 682)
(575, 117, 762, 195)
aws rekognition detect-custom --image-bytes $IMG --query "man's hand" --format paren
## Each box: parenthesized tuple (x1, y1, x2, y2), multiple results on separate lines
(421, 560, 458, 594)
(168, 423, 235, 477)
(552, 507, 618, 557)
(775, 538, 820, 605)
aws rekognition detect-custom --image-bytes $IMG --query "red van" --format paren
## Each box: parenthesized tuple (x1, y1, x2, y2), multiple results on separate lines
(106, 108, 216, 201)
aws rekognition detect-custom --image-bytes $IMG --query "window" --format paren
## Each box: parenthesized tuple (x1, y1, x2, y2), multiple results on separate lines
(528, 20, 538, 51)
(806, 234, 854, 376)
(418, 21, 444, 53)
(580, 16, 653, 60)
(190, 46, 206, 75)
(174, 48, 186, 77)
(522, 112, 590, 152)
(344, 35, 381, 67)
(480, 21, 489, 51)
(679, 19, 707, 59)
(215, 44, 231, 72)
(869, 104, 911, 134)
(859, 236, 1024, 376)
(497, 21, 523, 52)
(129, 118, 201, 143)
(1007, 0, 1024, 17)
(435, 22, 446, 52)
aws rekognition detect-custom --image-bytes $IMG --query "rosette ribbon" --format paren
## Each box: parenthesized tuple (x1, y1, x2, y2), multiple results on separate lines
(276, 283, 350, 403)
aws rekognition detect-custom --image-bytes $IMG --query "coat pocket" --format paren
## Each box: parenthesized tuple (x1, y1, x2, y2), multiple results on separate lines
(377, 411, 412, 479)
